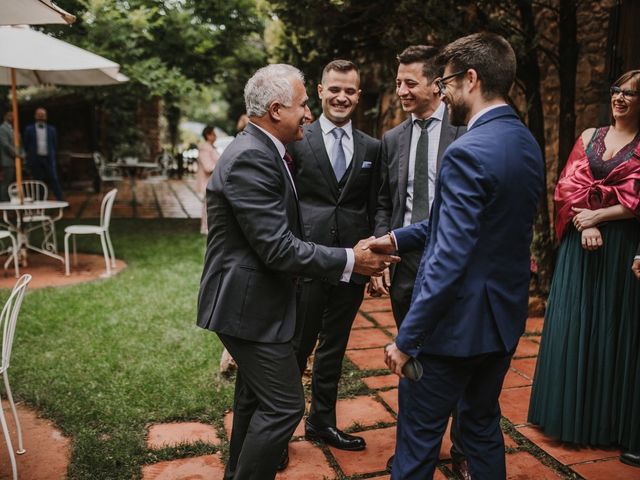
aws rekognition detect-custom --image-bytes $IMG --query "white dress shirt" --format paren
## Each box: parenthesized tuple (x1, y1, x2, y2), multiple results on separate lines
(250, 122, 354, 281)
(35, 122, 48, 156)
(403, 102, 445, 227)
(319, 114, 354, 171)
(467, 103, 508, 130)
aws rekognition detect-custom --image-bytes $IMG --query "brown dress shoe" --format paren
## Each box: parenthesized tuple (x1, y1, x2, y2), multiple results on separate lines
(451, 457, 472, 480)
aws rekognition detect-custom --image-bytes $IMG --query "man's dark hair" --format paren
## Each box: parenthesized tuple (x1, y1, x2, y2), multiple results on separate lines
(202, 125, 215, 139)
(397, 45, 442, 81)
(437, 33, 516, 100)
(322, 59, 360, 83)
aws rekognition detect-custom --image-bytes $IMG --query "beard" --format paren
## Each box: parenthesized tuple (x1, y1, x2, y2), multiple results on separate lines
(447, 96, 470, 127)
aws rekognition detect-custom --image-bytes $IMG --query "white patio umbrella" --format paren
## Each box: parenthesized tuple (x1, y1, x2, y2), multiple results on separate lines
(0, 0, 76, 26)
(0, 26, 128, 201)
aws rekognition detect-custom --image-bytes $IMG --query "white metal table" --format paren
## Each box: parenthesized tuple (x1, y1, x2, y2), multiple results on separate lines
(116, 162, 159, 205)
(0, 200, 69, 264)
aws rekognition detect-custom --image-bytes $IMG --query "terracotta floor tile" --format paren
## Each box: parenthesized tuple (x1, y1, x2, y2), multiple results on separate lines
(352, 313, 375, 329)
(346, 348, 388, 370)
(367, 476, 391, 480)
(336, 396, 395, 430)
(330, 426, 396, 476)
(384, 326, 398, 337)
(505, 451, 562, 479)
(571, 457, 639, 479)
(141, 454, 225, 480)
(359, 297, 392, 313)
(276, 441, 336, 480)
(517, 426, 619, 465)
(347, 328, 393, 350)
(367, 311, 396, 327)
(525, 317, 544, 335)
(363, 374, 398, 390)
(510, 357, 537, 379)
(499, 386, 531, 426)
(147, 422, 220, 449)
(514, 338, 539, 358)
(224, 411, 305, 440)
(503, 369, 532, 389)
(378, 389, 398, 414)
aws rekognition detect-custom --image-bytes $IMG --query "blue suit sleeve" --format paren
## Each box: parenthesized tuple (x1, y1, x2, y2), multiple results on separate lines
(393, 221, 429, 253)
(395, 145, 493, 357)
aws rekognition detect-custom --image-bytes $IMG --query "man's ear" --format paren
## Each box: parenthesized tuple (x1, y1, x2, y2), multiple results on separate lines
(466, 69, 479, 93)
(317, 83, 324, 100)
(268, 101, 281, 122)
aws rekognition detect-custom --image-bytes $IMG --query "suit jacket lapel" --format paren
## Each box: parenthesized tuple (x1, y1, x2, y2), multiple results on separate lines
(340, 129, 366, 200)
(437, 107, 457, 172)
(307, 122, 340, 198)
(397, 118, 412, 213)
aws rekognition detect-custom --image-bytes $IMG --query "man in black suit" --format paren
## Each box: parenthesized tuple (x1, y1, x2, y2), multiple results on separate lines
(370, 45, 467, 477)
(197, 64, 398, 480)
(288, 60, 380, 451)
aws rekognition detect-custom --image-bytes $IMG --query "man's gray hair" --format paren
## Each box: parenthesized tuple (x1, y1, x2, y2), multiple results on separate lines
(244, 64, 305, 117)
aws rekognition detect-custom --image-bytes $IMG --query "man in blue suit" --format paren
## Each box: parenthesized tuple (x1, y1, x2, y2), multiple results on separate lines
(23, 107, 64, 200)
(367, 33, 544, 479)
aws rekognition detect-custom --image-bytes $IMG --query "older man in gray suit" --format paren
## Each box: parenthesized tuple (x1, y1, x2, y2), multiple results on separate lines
(371, 45, 467, 477)
(0, 111, 18, 202)
(197, 64, 398, 480)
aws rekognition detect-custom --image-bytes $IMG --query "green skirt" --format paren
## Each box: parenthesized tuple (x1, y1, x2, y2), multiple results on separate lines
(528, 219, 640, 451)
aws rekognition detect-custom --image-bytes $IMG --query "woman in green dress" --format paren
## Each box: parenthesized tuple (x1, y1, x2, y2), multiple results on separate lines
(528, 70, 640, 468)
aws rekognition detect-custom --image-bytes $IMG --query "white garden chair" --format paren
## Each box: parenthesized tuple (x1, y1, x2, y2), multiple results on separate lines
(64, 189, 118, 277)
(8, 180, 57, 253)
(0, 230, 19, 278)
(0, 274, 32, 480)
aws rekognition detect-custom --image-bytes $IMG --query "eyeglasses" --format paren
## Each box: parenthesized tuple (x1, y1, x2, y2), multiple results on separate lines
(610, 86, 640, 99)
(435, 70, 466, 96)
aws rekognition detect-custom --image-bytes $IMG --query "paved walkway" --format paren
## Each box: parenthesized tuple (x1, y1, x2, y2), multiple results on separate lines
(62, 178, 203, 220)
(142, 296, 636, 480)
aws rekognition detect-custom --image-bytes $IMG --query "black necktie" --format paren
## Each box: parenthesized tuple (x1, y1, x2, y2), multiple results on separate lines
(283, 151, 295, 178)
(411, 118, 435, 223)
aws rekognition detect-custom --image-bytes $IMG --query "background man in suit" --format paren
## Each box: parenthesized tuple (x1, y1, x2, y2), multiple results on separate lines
(288, 60, 380, 451)
(23, 107, 63, 200)
(371, 45, 465, 324)
(371, 45, 467, 476)
(369, 33, 544, 479)
(633, 244, 640, 279)
(197, 64, 398, 480)
(0, 111, 18, 202)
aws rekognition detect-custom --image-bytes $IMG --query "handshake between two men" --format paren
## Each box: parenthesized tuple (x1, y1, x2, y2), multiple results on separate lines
(351, 234, 399, 277)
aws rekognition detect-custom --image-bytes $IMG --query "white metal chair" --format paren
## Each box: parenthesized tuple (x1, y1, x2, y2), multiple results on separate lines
(0, 231, 19, 278)
(0, 274, 32, 480)
(93, 152, 123, 186)
(64, 189, 118, 277)
(8, 181, 57, 253)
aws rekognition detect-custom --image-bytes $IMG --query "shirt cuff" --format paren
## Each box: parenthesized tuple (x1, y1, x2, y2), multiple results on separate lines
(340, 248, 355, 282)
(634, 255, 640, 261)
(390, 231, 399, 251)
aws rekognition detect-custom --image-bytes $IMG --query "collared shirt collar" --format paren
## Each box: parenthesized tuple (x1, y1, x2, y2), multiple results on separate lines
(319, 114, 353, 139)
(249, 121, 286, 158)
(411, 101, 445, 125)
(467, 103, 508, 130)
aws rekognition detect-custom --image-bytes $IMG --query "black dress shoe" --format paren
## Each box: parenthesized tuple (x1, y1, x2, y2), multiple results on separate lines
(621, 451, 640, 468)
(451, 456, 473, 480)
(304, 421, 366, 451)
(386, 454, 394, 473)
(276, 447, 289, 471)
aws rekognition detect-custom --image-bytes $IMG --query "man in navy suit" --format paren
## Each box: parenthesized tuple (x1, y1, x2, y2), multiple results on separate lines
(367, 33, 544, 479)
(23, 107, 64, 200)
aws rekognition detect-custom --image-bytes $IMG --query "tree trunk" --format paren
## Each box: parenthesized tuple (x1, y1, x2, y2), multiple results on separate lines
(557, 0, 578, 177)
(516, 0, 554, 295)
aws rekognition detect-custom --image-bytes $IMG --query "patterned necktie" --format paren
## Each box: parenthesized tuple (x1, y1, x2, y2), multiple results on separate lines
(283, 151, 295, 178)
(411, 118, 435, 224)
(330, 127, 347, 181)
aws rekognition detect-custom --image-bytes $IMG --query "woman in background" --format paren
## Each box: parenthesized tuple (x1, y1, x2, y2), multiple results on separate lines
(528, 70, 640, 468)
(196, 125, 219, 234)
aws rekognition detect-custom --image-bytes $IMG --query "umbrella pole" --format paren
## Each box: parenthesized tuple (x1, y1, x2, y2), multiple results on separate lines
(10, 68, 23, 204)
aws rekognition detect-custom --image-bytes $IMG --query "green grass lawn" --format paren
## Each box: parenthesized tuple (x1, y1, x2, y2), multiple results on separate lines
(3, 219, 234, 479)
